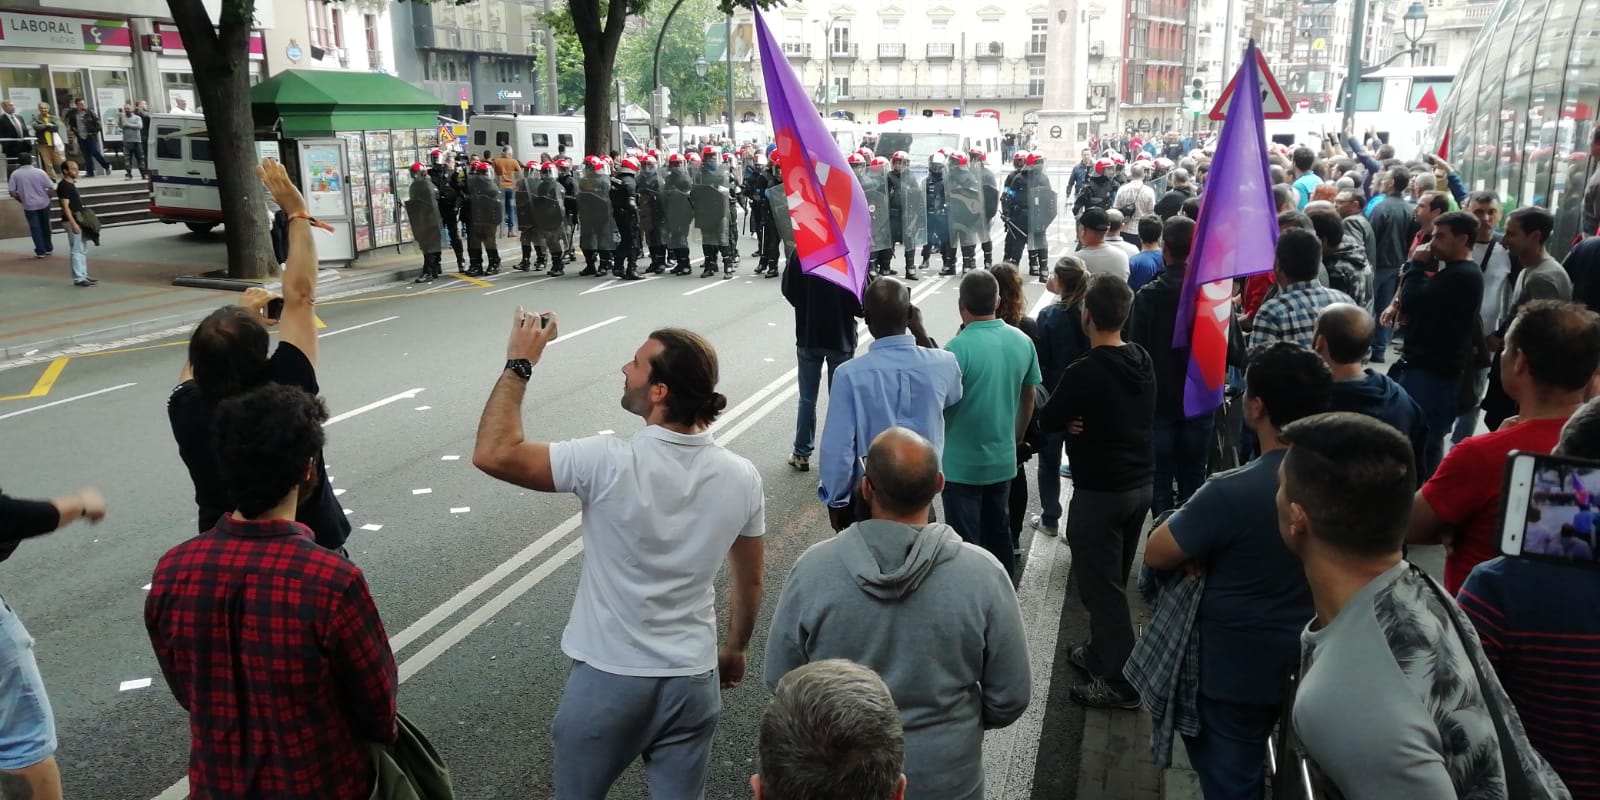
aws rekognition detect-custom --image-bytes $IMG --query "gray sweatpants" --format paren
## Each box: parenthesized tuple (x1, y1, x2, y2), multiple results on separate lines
(553, 661, 721, 800)
(1063, 484, 1152, 690)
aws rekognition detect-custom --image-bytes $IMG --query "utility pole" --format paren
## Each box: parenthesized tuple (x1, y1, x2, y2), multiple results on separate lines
(822, 20, 832, 118)
(959, 32, 967, 114)
(543, 0, 558, 113)
(1340, 0, 1368, 135)
(726, 13, 736, 136)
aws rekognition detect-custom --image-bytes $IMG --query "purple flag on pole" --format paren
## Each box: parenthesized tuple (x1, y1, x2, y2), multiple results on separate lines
(1174, 41, 1278, 418)
(752, 7, 872, 300)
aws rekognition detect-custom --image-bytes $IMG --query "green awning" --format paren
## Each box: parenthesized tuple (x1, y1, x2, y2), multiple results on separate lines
(251, 70, 440, 137)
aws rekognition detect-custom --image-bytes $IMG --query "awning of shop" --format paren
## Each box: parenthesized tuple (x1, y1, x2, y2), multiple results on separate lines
(251, 70, 441, 137)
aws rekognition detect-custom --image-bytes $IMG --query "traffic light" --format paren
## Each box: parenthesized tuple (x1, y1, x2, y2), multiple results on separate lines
(1191, 77, 1205, 103)
(653, 86, 672, 119)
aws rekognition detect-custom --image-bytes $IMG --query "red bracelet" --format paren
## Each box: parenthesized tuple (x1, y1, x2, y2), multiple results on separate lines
(287, 211, 335, 232)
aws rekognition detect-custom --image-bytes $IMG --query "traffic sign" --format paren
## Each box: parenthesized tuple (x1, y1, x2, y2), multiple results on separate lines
(1209, 48, 1292, 121)
(1296, 98, 1311, 113)
(438, 125, 454, 146)
(459, 87, 469, 101)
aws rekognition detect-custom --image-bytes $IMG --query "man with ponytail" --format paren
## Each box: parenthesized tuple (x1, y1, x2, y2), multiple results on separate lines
(474, 315, 766, 799)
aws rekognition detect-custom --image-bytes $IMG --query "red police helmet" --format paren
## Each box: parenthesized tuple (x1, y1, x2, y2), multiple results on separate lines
(968, 147, 987, 162)
(701, 145, 718, 157)
(948, 151, 970, 166)
(869, 156, 889, 170)
(1094, 157, 1116, 175)
(667, 152, 685, 165)
(1026, 152, 1046, 167)
(687, 152, 703, 165)
(619, 157, 640, 174)
(540, 161, 556, 174)
(1012, 149, 1029, 165)
(769, 151, 782, 167)
(720, 152, 735, 163)
(847, 153, 866, 166)
(409, 162, 426, 173)
(525, 160, 539, 171)
(642, 154, 658, 166)
(472, 161, 491, 174)
(891, 150, 911, 163)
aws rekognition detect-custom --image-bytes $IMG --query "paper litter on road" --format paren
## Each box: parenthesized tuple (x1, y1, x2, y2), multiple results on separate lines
(450, 507, 470, 514)
(413, 488, 432, 495)
(361, 523, 383, 531)
(119, 678, 152, 692)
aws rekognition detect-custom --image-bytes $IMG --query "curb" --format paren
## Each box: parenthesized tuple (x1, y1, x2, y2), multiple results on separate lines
(0, 264, 421, 363)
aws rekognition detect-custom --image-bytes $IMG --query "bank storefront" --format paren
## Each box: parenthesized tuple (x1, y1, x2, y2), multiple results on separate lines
(0, 9, 265, 148)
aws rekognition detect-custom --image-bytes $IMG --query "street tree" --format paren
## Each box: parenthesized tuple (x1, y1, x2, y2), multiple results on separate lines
(164, 0, 471, 280)
(613, 0, 755, 128)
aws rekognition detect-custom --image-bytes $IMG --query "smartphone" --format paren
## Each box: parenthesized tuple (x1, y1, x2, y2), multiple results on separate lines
(266, 297, 284, 321)
(1499, 451, 1600, 567)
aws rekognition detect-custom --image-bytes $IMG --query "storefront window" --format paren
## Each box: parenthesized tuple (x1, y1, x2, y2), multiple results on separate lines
(163, 71, 200, 115)
(0, 65, 50, 115)
(49, 68, 87, 118)
(89, 69, 133, 143)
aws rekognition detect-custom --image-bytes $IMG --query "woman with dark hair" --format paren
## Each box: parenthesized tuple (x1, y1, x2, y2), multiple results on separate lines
(1029, 256, 1091, 537)
(992, 263, 1043, 554)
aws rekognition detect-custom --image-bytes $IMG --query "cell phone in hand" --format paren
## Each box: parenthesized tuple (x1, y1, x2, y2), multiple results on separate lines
(1499, 451, 1600, 567)
(266, 297, 284, 320)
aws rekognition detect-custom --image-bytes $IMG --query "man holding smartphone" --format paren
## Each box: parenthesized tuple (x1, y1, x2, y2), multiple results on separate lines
(1408, 300, 1600, 593)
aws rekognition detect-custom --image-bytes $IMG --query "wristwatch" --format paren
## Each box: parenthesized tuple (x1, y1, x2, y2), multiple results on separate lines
(504, 359, 533, 380)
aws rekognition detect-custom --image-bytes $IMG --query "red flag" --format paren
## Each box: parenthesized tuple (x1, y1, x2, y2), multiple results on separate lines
(1437, 127, 1450, 160)
(1415, 86, 1440, 115)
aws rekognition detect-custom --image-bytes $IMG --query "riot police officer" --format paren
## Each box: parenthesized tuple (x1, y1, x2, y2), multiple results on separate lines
(465, 160, 503, 276)
(611, 157, 643, 281)
(428, 149, 467, 272)
(637, 155, 667, 274)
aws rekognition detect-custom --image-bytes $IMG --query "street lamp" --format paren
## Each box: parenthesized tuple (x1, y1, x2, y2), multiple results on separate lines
(1402, 1, 1429, 65)
(695, 55, 709, 78)
(818, 16, 844, 118)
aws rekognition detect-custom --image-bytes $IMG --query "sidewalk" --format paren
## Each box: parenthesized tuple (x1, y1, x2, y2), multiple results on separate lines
(0, 220, 426, 362)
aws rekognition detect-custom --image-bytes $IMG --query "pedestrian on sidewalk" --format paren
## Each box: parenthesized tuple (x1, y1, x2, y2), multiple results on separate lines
(63, 99, 110, 177)
(493, 146, 522, 236)
(29, 104, 62, 182)
(0, 484, 106, 800)
(474, 322, 765, 799)
(1038, 274, 1155, 709)
(7, 152, 54, 258)
(55, 161, 93, 287)
(118, 104, 145, 179)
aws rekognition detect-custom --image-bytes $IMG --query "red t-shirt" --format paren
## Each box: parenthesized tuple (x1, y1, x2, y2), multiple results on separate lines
(1421, 417, 1567, 593)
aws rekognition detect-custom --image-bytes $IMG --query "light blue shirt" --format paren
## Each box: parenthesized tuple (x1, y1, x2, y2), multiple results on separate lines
(7, 165, 53, 211)
(816, 334, 964, 507)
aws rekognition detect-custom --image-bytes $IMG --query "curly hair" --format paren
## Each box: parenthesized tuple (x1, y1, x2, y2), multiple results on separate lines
(212, 384, 328, 518)
(992, 263, 1027, 326)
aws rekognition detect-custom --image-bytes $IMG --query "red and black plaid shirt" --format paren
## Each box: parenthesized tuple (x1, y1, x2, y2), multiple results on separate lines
(145, 515, 397, 800)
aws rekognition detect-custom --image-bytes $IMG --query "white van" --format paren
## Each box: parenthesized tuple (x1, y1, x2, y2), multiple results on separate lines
(148, 113, 224, 232)
(467, 114, 639, 159)
(873, 115, 1003, 165)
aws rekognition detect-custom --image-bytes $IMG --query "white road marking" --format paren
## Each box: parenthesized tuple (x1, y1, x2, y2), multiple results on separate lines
(119, 678, 152, 692)
(596, 429, 614, 435)
(141, 583, 151, 591)
(682, 279, 732, 297)
(483, 276, 557, 296)
(763, 357, 775, 362)
(412, 488, 432, 495)
(333, 489, 346, 497)
(360, 523, 383, 531)
(325, 388, 424, 426)
(319, 316, 399, 339)
(767, 322, 776, 326)
(548, 315, 626, 346)
(414, 405, 431, 411)
(0, 382, 137, 422)
(580, 276, 659, 295)
(343, 509, 353, 515)
(450, 507, 470, 514)
(441, 455, 461, 461)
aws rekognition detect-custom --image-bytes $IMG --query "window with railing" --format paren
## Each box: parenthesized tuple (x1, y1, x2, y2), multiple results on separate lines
(832, 76, 850, 98)
(831, 26, 851, 56)
(1028, 65, 1046, 96)
(306, 0, 331, 49)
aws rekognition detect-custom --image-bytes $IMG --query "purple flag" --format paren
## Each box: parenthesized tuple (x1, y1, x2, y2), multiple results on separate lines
(752, 7, 871, 300)
(1174, 41, 1279, 418)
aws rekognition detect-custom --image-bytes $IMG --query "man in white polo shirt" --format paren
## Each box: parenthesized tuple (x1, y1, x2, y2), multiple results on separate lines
(473, 310, 766, 799)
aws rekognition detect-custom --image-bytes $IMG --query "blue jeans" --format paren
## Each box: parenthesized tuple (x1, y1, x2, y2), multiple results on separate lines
(1036, 431, 1067, 528)
(1180, 695, 1278, 800)
(1152, 414, 1215, 517)
(1399, 366, 1461, 479)
(0, 599, 57, 770)
(78, 134, 111, 175)
(23, 208, 51, 256)
(792, 346, 853, 459)
(1371, 268, 1399, 358)
(1451, 366, 1489, 443)
(502, 188, 516, 231)
(66, 229, 88, 283)
(942, 480, 1015, 580)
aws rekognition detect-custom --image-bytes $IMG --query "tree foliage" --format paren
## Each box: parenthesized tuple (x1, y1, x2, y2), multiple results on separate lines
(613, 0, 756, 126)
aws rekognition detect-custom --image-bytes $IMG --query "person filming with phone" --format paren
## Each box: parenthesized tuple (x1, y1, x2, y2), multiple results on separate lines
(1459, 404, 1600, 799)
(166, 158, 351, 552)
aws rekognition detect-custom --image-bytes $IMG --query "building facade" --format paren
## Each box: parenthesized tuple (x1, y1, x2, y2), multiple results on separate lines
(1120, 0, 1193, 136)
(763, 0, 1050, 130)
(289, 0, 399, 77)
(1401, 0, 1494, 69)
(395, 0, 549, 117)
(1273, 0, 1401, 114)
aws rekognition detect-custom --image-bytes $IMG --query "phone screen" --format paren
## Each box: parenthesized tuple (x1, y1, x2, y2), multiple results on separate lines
(1500, 451, 1600, 567)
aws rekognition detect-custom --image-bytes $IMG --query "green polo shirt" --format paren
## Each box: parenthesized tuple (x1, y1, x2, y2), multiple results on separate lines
(943, 319, 1042, 486)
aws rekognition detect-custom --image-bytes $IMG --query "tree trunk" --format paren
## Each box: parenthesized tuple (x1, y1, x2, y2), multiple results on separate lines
(167, 0, 274, 279)
(581, 41, 619, 155)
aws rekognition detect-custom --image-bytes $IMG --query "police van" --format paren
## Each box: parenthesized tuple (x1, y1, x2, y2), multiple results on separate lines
(467, 114, 640, 158)
(147, 113, 225, 232)
(873, 114, 1003, 165)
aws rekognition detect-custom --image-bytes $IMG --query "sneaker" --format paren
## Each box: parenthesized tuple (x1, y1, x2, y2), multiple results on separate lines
(787, 454, 810, 472)
(1066, 642, 1095, 676)
(1059, 464, 1073, 478)
(1030, 514, 1059, 537)
(1070, 678, 1141, 710)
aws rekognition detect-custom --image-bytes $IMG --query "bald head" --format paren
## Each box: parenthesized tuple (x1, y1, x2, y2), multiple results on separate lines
(864, 276, 913, 339)
(1313, 303, 1375, 366)
(863, 427, 942, 519)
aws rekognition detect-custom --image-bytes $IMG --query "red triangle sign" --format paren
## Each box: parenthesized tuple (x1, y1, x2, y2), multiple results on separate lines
(1209, 49, 1292, 121)
(1415, 86, 1440, 115)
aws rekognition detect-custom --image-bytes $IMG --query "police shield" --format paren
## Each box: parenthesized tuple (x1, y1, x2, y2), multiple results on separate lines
(764, 181, 795, 251)
(862, 170, 893, 252)
(404, 176, 443, 254)
(637, 169, 663, 237)
(531, 178, 566, 237)
(577, 171, 616, 250)
(945, 162, 985, 249)
(468, 173, 503, 230)
(514, 177, 541, 231)
(887, 169, 926, 248)
(976, 162, 1000, 244)
(1027, 171, 1059, 249)
(691, 162, 732, 244)
(661, 168, 695, 250)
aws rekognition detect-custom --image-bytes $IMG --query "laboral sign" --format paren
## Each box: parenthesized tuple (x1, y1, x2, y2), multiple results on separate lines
(0, 12, 132, 51)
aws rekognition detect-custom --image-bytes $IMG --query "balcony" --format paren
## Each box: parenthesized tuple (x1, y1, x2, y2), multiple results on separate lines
(1088, 40, 1106, 59)
(927, 42, 956, 60)
(974, 41, 1004, 60)
(782, 41, 813, 60)
(878, 42, 906, 60)
(829, 43, 859, 60)
(1134, 47, 1184, 64)
(419, 26, 510, 54)
(368, 49, 385, 70)
(1027, 39, 1048, 59)
(846, 83, 1033, 101)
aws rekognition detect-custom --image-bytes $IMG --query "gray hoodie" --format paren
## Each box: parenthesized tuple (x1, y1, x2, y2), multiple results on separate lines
(764, 519, 1031, 800)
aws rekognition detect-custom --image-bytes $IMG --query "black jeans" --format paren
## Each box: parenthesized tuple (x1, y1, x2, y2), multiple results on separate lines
(1064, 484, 1152, 689)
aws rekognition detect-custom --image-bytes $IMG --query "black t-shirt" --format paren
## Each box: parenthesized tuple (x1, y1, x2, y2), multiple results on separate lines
(56, 180, 82, 214)
(1398, 259, 1485, 378)
(167, 342, 350, 550)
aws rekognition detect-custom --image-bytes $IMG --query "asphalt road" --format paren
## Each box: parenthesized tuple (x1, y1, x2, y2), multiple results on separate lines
(0, 231, 1096, 800)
